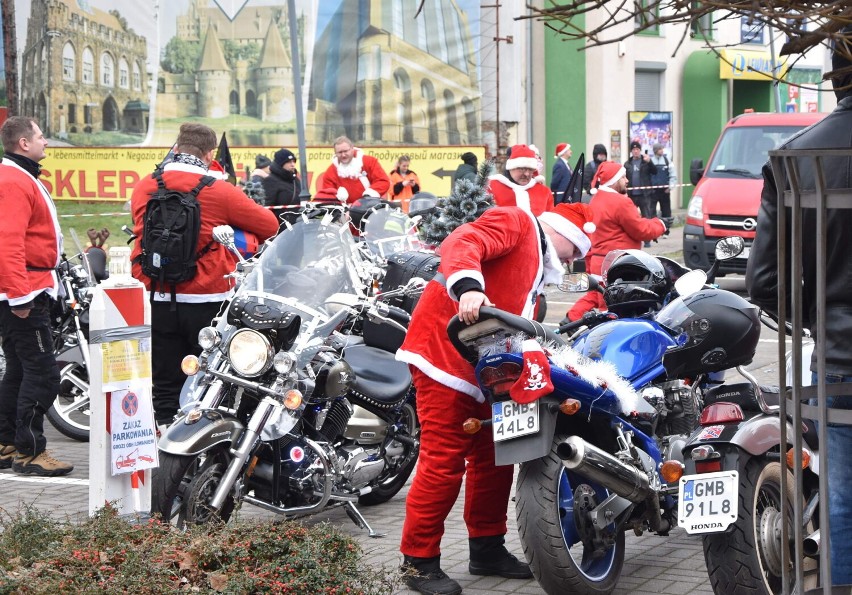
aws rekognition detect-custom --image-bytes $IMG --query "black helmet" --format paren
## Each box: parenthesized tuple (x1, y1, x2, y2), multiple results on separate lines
(657, 288, 760, 378)
(602, 250, 670, 315)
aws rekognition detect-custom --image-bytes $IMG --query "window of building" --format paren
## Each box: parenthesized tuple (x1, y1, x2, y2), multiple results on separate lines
(84, 104, 92, 124)
(82, 47, 94, 84)
(690, 3, 714, 39)
(101, 52, 114, 87)
(62, 43, 76, 82)
(119, 57, 129, 89)
(68, 103, 76, 124)
(635, 70, 662, 111)
(634, 0, 660, 34)
(132, 62, 141, 90)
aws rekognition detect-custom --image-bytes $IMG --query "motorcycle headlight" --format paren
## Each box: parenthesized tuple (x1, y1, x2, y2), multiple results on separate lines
(273, 351, 296, 374)
(198, 326, 221, 350)
(228, 329, 273, 377)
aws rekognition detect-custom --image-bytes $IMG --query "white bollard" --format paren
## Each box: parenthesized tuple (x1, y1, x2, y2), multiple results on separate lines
(88, 247, 157, 517)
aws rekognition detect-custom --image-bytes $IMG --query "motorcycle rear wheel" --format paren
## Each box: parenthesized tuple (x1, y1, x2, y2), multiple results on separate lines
(702, 458, 804, 595)
(151, 445, 237, 528)
(358, 402, 420, 506)
(47, 362, 91, 442)
(516, 433, 625, 595)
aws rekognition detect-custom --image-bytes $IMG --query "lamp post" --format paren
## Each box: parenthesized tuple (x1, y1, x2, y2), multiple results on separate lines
(287, 0, 311, 201)
(45, 29, 61, 136)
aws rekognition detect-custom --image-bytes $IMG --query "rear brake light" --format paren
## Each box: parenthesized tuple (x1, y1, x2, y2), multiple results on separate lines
(695, 459, 722, 473)
(480, 362, 522, 396)
(699, 402, 744, 425)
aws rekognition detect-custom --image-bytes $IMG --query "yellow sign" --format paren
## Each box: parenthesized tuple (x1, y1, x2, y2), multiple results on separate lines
(719, 49, 788, 81)
(100, 339, 151, 389)
(41, 146, 487, 202)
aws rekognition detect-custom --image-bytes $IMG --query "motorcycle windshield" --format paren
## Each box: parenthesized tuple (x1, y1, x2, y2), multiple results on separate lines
(240, 214, 364, 313)
(360, 205, 418, 258)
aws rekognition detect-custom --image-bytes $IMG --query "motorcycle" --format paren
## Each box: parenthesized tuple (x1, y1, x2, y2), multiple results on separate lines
(151, 205, 421, 534)
(679, 314, 820, 595)
(444, 239, 754, 594)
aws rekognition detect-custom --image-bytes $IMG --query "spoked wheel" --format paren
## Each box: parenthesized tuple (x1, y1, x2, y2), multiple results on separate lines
(359, 402, 420, 506)
(151, 445, 236, 528)
(516, 433, 625, 595)
(47, 362, 91, 441)
(703, 458, 813, 595)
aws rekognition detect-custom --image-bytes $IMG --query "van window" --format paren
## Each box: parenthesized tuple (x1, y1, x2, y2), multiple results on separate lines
(706, 125, 806, 178)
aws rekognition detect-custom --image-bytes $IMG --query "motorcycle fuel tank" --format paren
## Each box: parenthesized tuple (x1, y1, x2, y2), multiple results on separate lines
(572, 319, 676, 381)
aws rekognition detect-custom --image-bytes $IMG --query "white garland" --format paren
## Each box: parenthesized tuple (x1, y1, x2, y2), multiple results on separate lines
(478, 334, 640, 414)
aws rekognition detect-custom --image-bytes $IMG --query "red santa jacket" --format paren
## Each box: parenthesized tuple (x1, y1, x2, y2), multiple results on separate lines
(397, 207, 560, 401)
(320, 149, 390, 204)
(488, 174, 554, 216)
(130, 162, 279, 302)
(0, 158, 62, 306)
(585, 188, 666, 275)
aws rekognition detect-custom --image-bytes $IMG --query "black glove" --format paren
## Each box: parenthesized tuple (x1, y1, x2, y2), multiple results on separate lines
(658, 217, 673, 236)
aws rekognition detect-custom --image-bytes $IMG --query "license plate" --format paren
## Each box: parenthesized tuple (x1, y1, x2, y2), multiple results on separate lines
(492, 400, 539, 442)
(678, 471, 739, 534)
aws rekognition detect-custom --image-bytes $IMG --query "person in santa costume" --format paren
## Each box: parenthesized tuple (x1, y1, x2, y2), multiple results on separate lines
(488, 144, 554, 216)
(395, 202, 595, 595)
(566, 160, 668, 321)
(318, 136, 390, 204)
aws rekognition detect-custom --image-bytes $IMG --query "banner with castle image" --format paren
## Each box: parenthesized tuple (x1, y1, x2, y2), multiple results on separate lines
(14, 0, 482, 148)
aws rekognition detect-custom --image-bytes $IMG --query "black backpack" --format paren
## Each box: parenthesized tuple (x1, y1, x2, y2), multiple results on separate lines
(137, 171, 215, 303)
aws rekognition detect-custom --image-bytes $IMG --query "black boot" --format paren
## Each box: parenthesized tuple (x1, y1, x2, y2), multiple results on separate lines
(401, 555, 462, 595)
(468, 535, 532, 579)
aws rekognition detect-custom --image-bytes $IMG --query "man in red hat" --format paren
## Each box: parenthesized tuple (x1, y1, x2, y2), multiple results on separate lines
(487, 144, 554, 215)
(566, 161, 668, 321)
(550, 142, 578, 204)
(396, 202, 595, 595)
(319, 136, 389, 204)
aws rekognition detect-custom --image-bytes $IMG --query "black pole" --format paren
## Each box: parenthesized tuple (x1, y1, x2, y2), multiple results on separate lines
(287, 0, 311, 201)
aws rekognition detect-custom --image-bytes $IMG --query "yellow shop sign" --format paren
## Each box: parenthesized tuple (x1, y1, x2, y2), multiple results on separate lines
(719, 49, 788, 80)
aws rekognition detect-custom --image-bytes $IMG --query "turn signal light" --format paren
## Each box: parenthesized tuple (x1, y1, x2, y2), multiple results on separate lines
(559, 399, 581, 415)
(283, 389, 303, 410)
(699, 402, 744, 425)
(786, 447, 811, 470)
(660, 460, 685, 483)
(181, 355, 200, 376)
(463, 418, 483, 434)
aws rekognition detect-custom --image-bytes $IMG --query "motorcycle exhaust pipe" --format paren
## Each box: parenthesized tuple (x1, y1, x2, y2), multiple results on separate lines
(556, 435, 652, 503)
(803, 529, 820, 558)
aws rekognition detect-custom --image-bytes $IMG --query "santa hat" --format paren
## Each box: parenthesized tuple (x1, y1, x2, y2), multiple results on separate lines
(554, 143, 571, 158)
(207, 159, 229, 180)
(505, 144, 539, 171)
(510, 340, 554, 404)
(589, 161, 626, 195)
(538, 203, 596, 259)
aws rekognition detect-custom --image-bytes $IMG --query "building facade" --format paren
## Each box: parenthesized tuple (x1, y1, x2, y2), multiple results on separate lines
(20, 0, 149, 139)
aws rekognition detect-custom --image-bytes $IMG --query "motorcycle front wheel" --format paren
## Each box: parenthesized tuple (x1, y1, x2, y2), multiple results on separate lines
(703, 458, 805, 595)
(358, 402, 420, 506)
(47, 362, 91, 442)
(151, 445, 237, 528)
(516, 433, 625, 595)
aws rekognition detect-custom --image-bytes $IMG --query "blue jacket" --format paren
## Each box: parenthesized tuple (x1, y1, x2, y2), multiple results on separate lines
(550, 158, 576, 203)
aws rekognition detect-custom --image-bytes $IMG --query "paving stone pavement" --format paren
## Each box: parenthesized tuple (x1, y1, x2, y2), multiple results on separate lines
(0, 425, 715, 595)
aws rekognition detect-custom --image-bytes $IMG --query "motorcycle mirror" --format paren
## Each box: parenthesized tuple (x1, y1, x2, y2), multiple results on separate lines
(714, 236, 745, 261)
(558, 273, 599, 293)
(673, 269, 707, 297)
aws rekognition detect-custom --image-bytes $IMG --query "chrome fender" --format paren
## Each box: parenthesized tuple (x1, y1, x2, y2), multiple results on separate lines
(158, 409, 244, 456)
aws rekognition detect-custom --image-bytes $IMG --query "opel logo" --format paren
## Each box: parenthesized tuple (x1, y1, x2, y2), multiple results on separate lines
(742, 218, 757, 231)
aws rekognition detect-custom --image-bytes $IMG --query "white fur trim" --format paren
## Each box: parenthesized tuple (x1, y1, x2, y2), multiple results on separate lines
(506, 156, 539, 171)
(538, 211, 592, 258)
(557, 144, 571, 157)
(395, 349, 485, 402)
(445, 269, 485, 301)
(336, 186, 349, 200)
(583, 222, 597, 233)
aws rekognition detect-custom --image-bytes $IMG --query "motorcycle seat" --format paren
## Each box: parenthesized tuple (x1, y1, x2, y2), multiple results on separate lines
(344, 344, 412, 409)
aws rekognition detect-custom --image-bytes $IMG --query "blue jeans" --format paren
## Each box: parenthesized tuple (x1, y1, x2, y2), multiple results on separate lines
(811, 372, 852, 585)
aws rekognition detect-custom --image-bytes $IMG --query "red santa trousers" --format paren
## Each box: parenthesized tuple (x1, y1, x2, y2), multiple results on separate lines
(400, 368, 515, 558)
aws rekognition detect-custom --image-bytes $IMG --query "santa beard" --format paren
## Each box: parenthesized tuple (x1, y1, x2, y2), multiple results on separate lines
(335, 150, 365, 179)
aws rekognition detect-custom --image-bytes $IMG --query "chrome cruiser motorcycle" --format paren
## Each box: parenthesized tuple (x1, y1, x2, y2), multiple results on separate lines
(151, 206, 420, 534)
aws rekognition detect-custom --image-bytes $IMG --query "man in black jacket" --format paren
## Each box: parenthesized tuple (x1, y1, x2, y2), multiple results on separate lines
(623, 140, 657, 219)
(262, 148, 302, 207)
(746, 37, 852, 586)
(451, 152, 478, 188)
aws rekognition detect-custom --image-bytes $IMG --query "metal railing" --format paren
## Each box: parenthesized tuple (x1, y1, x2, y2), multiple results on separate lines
(771, 148, 852, 595)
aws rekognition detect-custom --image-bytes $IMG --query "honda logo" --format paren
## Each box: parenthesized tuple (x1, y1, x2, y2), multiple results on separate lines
(742, 218, 757, 231)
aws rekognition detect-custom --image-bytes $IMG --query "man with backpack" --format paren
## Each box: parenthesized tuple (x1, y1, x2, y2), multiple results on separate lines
(130, 123, 279, 426)
(649, 143, 677, 219)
